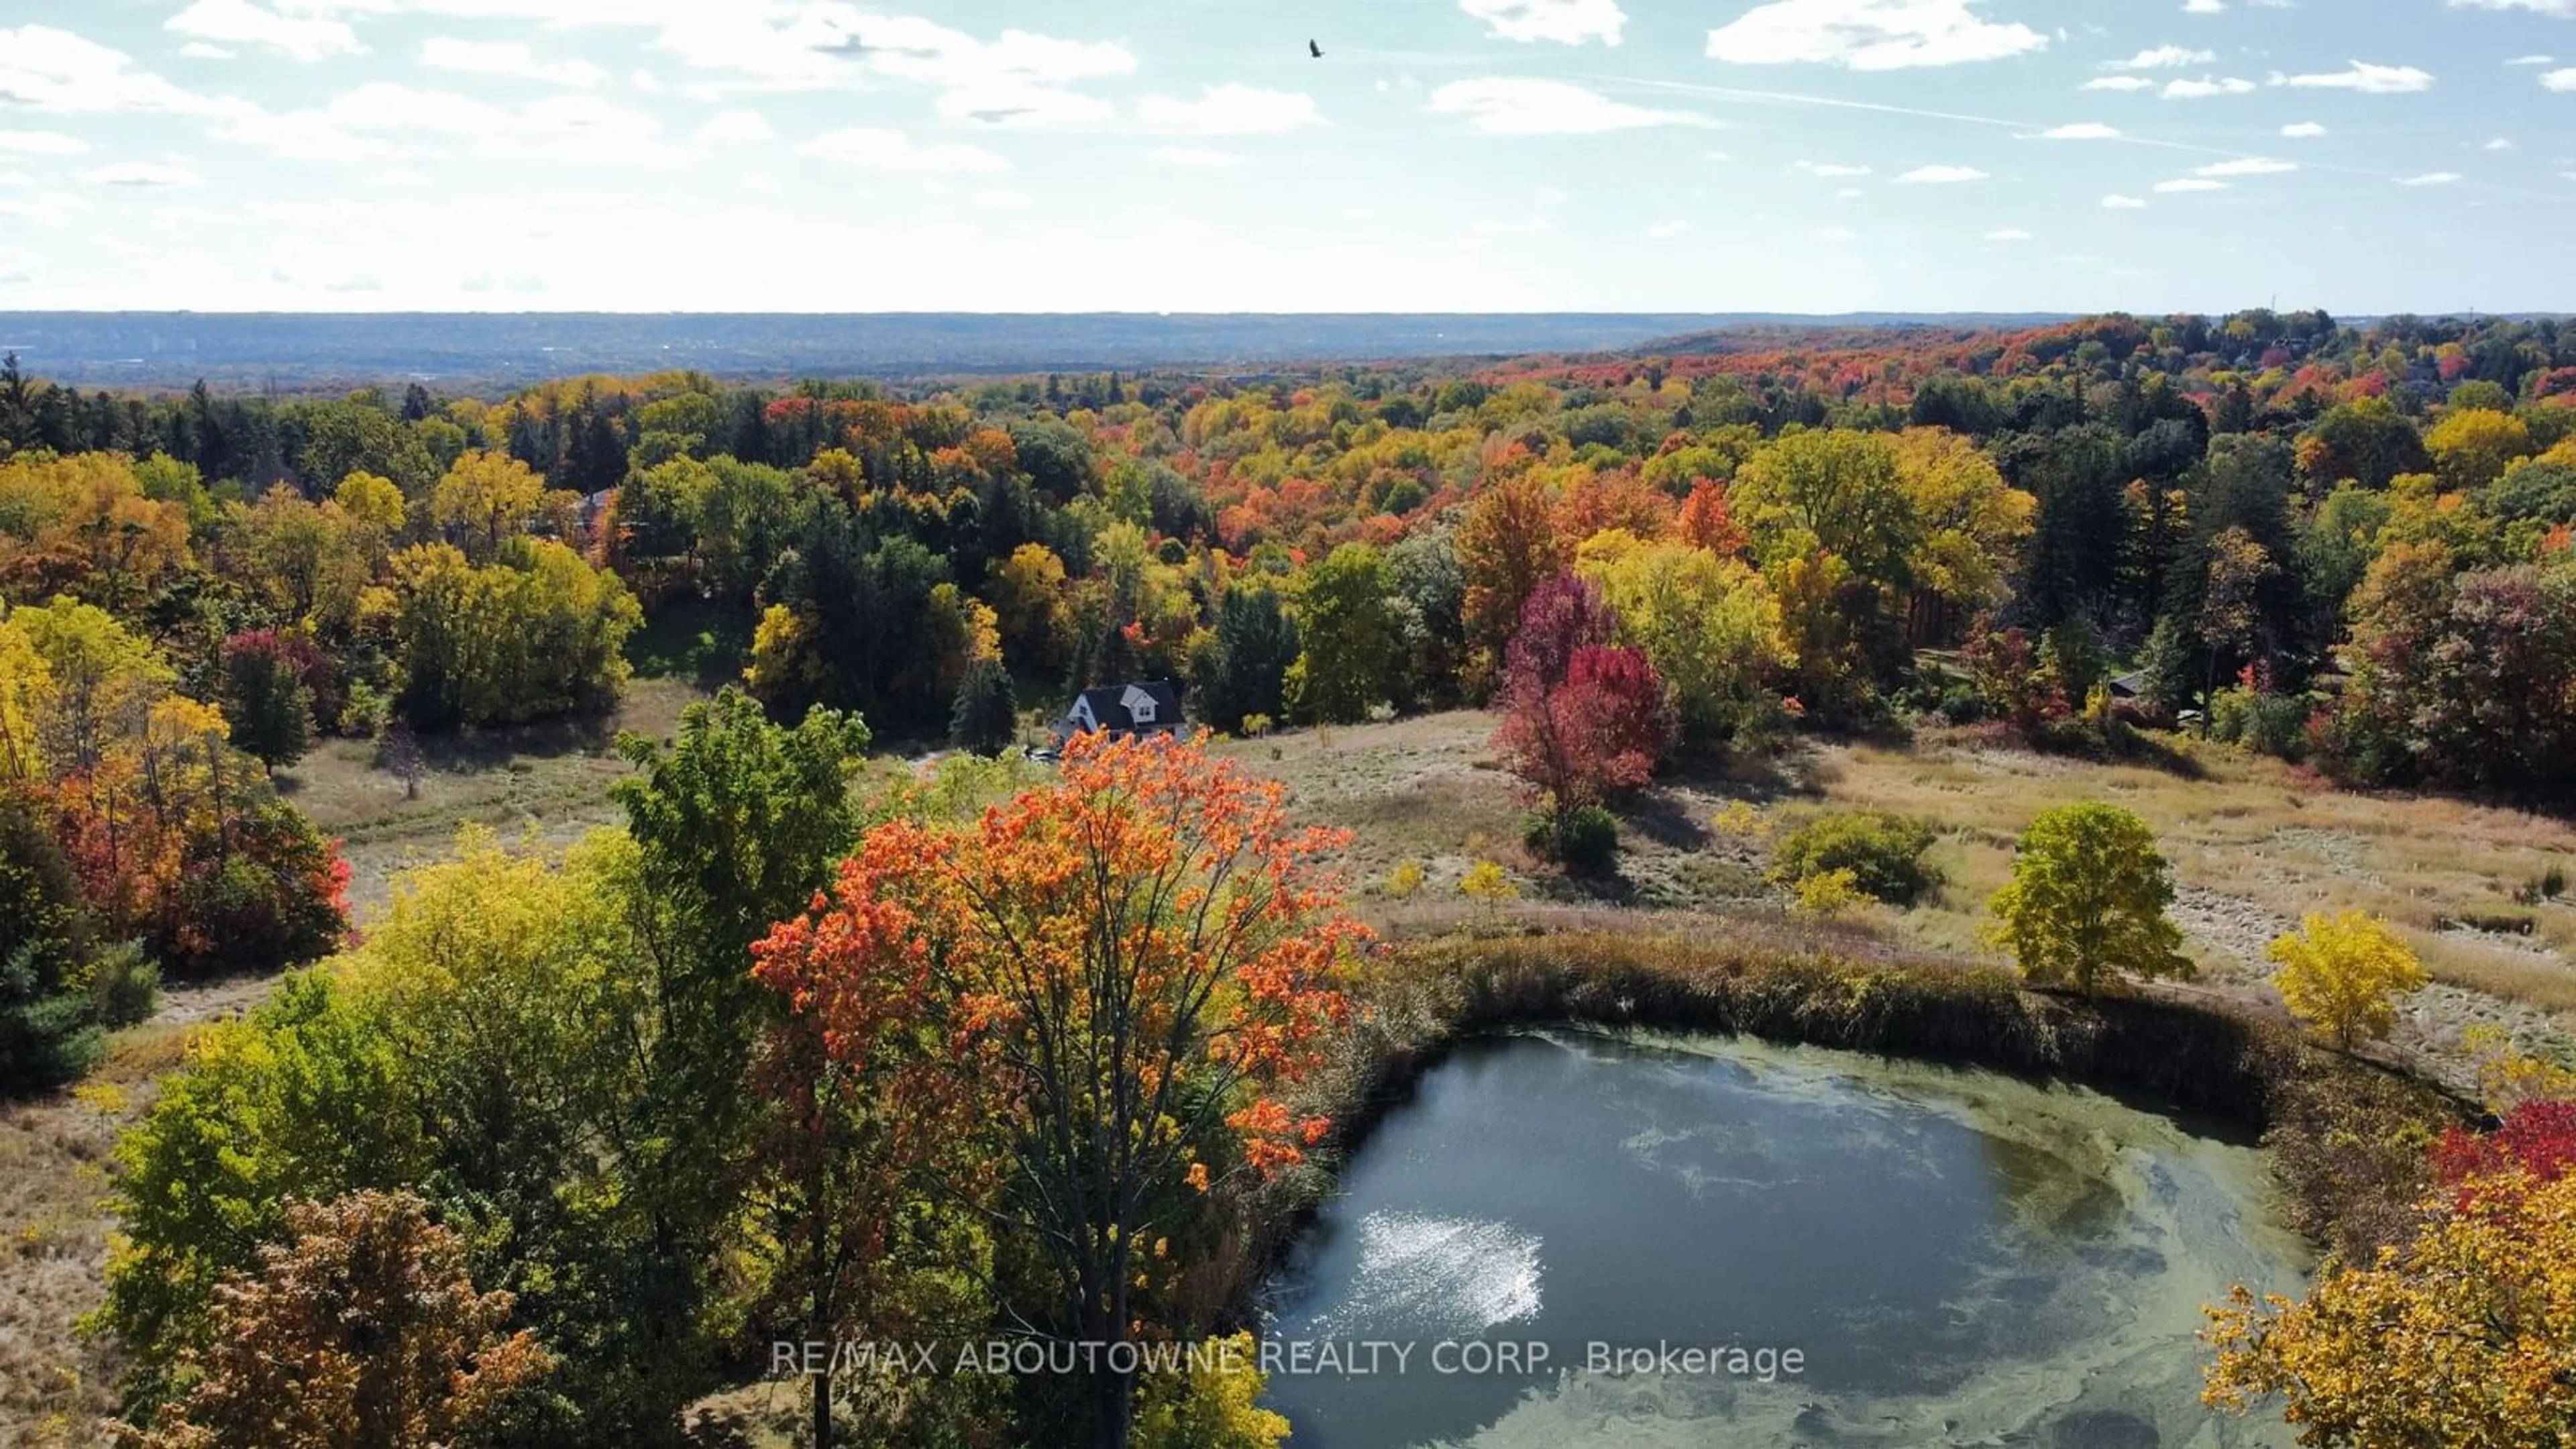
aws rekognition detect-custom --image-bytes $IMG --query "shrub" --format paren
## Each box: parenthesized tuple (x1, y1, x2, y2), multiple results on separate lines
(2209, 686, 2311, 761)
(82, 938, 158, 1028)
(1383, 861, 1425, 900)
(1459, 861, 1516, 904)
(1767, 810, 1941, 906)
(1523, 804, 1618, 875)
(1792, 867, 1866, 915)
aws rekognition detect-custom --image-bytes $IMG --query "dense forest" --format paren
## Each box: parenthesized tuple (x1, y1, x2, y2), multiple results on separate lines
(5, 307, 2576, 1446)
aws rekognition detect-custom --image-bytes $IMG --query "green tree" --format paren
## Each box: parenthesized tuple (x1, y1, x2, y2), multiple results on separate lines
(1286, 543, 1399, 725)
(1, 786, 101, 1093)
(1192, 586, 1299, 735)
(1987, 803, 2192, 994)
(216, 631, 317, 768)
(1732, 428, 1922, 588)
(949, 653, 1019, 755)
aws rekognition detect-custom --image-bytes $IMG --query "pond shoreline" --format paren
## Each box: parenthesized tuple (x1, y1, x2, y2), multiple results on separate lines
(1220, 928, 2475, 1338)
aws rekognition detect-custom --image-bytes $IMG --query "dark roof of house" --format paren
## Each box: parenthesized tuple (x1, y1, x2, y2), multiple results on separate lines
(2107, 671, 2146, 698)
(1066, 680, 1182, 731)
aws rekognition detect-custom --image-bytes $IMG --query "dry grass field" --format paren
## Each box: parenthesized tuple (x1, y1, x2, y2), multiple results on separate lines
(1212, 713, 2576, 1064)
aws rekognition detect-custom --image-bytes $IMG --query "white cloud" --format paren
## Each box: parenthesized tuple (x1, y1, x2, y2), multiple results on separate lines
(972, 189, 1033, 209)
(1796, 159, 1872, 176)
(2276, 62, 2436, 93)
(2546, 69, 2576, 91)
(633, 11, 1134, 128)
(2155, 176, 2228, 191)
(798, 127, 1008, 174)
(2508, 56, 2557, 66)
(0, 129, 89, 156)
(421, 38, 608, 89)
(0, 25, 216, 114)
(694, 108, 775, 145)
(213, 83, 676, 165)
(2447, 0, 2576, 13)
(1984, 227, 2032, 239)
(2082, 76, 2154, 91)
(1706, 0, 2046, 70)
(1134, 84, 1323, 135)
(1150, 146, 1244, 168)
(1836, 185, 1864, 197)
(178, 42, 235, 60)
(166, 0, 360, 64)
(2102, 193, 2149, 207)
(1459, 0, 1626, 46)
(2163, 76, 2257, 97)
(1426, 77, 1713, 133)
(1895, 163, 1988, 182)
(2036, 121, 2121, 139)
(2106, 44, 2215, 70)
(2184, 0, 2225, 11)
(210, 106, 405, 162)
(84, 161, 204, 189)
(1470, 217, 1554, 235)
(2484, 137, 2515, 150)
(2396, 171, 2461, 184)
(2194, 156, 2296, 175)
(1817, 225, 1857, 241)
(2280, 121, 2328, 137)
(1647, 219, 1688, 237)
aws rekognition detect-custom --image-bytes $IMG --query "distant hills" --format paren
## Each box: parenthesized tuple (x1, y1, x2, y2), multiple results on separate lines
(0, 311, 2088, 391)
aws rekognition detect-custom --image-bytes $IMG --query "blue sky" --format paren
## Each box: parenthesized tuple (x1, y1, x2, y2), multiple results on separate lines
(3, 0, 2575, 313)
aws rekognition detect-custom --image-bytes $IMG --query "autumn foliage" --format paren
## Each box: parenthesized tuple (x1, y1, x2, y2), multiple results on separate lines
(755, 731, 1362, 1445)
(1491, 574, 1674, 859)
(2206, 1101, 2576, 1446)
(109, 1191, 555, 1449)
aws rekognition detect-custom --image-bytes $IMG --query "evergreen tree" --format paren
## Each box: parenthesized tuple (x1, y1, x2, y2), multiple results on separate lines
(1193, 587, 1298, 735)
(0, 789, 102, 1094)
(949, 654, 1019, 755)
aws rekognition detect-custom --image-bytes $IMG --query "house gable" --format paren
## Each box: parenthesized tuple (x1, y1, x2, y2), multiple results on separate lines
(1120, 684, 1161, 726)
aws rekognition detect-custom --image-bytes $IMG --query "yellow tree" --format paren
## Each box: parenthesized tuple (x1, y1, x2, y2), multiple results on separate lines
(2424, 407, 2534, 494)
(430, 449, 548, 557)
(2266, 910, 2428, 1052)
(11, 596, 174, 773)
(0, 613, 48, 779)
(2204, 1168, 2576, 1447)
(1890, 427, 2036, 645)
(987, 541, 1069, 671)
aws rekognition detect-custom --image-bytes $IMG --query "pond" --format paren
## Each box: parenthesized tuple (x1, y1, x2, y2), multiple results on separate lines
(1259, 1029, 2307, 1448)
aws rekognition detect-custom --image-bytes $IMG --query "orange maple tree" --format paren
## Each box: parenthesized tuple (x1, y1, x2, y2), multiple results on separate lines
(754, 731, 1363, 1447)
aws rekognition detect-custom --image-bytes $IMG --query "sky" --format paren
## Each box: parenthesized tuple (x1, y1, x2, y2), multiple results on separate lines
(2, 0, 2575, 314)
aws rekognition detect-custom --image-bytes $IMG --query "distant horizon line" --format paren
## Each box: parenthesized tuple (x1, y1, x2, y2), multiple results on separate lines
(3, 307, 2564, 321)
